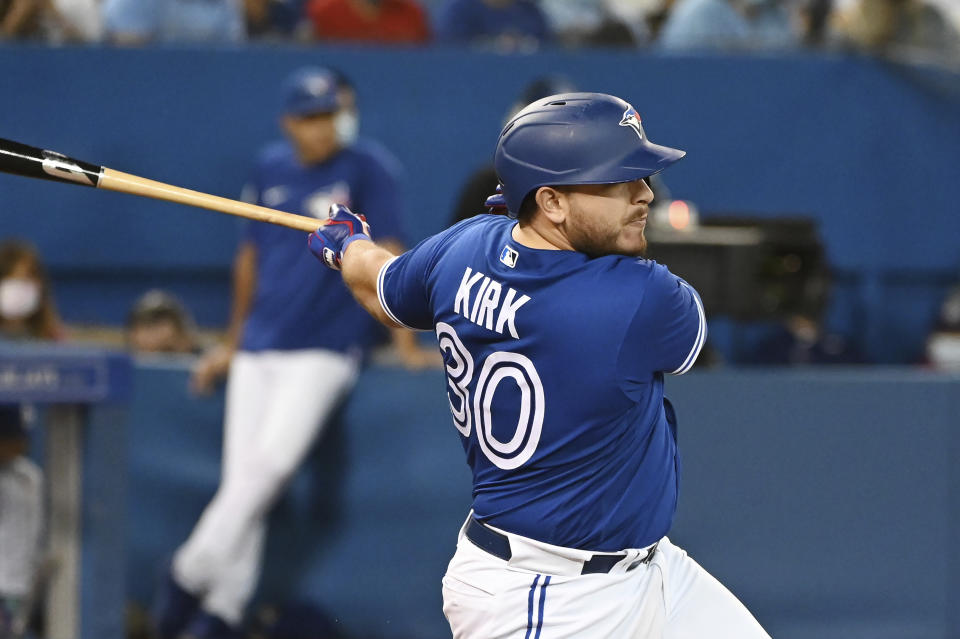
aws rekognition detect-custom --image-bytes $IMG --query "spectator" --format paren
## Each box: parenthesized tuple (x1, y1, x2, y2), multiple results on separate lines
(102, 0, 246, 45)
(44, 0, 104, 42)
(540, 0, 638, 47)
(658, 0, 799, 51)
(0, 0, 42, 39)
(244, 0, 303, 39)
(0, 239, 64, 342)
(741, 269, 864, 366)
(743, 313, 864, 365)
(637, 0, 679, 41)
(796, 0, 833, 47)
(126, 289, 201, 355)
(925, 283, 960, 371)
(434, 0, 551, 50)
(0, 405, 44, 639)
(829, 0, 959, 57)
(151, 67, 436, 639)
(306, 0, 430, 44)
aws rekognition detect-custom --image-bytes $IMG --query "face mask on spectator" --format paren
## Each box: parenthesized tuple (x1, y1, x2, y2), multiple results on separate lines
(0, 277, 41, 320)
(335, 110, 359, 146)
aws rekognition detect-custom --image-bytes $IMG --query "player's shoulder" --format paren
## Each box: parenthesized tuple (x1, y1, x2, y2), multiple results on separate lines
(441, 213, 511, 247)
(601, 255, 672, 279)
(448, 212, 509, 234)
(406, 214, 505, 263)
(597, 256, 683, 296)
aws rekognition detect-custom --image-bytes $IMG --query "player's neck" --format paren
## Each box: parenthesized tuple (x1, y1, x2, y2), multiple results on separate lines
(512, 220, 574, 252)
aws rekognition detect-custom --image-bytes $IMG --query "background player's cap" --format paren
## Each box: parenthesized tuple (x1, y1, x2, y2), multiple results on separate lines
(282, 67, 341, 117)
(494, 92, 686, 217)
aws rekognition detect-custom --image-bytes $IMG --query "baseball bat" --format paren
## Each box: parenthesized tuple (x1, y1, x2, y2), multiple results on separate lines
(0, 137, 322, 233)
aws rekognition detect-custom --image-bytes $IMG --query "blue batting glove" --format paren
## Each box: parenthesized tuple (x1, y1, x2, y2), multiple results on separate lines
(308, 204, 372, 270)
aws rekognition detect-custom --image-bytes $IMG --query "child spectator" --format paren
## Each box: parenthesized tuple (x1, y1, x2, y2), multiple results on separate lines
(126, 289, 201, 355)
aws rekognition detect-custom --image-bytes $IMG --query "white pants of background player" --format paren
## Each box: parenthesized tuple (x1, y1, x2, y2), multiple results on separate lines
(172, 349, 358, 626)
(0, 457, 43, 600)
(443, 516, 770, 639)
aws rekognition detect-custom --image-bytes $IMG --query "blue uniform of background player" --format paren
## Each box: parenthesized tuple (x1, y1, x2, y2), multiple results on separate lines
(240, 136, 404, 354)
(154, 67, 434, 639)
(309, 93, 769, 637)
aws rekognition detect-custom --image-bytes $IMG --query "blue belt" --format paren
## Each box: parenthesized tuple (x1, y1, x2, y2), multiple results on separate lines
(465, 517, 658, 575)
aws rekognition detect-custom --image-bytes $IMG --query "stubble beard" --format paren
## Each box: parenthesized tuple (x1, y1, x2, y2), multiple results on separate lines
(571, 222, 647, 258)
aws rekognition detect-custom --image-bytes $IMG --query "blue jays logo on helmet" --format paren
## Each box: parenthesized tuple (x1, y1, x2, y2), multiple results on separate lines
(619, 106, 644, 140)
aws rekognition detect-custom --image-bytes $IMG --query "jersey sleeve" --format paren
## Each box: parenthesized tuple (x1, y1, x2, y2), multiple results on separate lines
(376, 232, 449, 331)
(375, 218, 483, 331)
(355, 147, 406, 245)
(620, 264, 707, 378)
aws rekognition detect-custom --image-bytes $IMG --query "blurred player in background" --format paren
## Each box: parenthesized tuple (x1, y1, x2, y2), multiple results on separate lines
(308, 92, 770, 637)
(152, 66, 435, 639)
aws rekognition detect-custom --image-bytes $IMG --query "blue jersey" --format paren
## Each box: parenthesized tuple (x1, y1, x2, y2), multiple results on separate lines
(240, 140, 405, 353)
(379, 215, 706, 551)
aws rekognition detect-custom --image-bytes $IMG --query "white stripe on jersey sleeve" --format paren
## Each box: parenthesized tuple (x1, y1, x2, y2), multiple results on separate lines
(376, 256, 422, 331)
(669, 281, 707, 376)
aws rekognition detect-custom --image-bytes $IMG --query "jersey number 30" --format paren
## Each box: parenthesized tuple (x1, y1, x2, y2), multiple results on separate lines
(437, 322, 545, 470)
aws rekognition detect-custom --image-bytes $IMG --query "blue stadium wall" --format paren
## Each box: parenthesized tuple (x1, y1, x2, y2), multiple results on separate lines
(109, 362, 958, 639)
(1, 46, 959, 364)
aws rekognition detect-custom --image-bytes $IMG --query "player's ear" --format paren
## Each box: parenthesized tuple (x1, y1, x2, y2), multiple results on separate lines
(535, 186, 567, 224)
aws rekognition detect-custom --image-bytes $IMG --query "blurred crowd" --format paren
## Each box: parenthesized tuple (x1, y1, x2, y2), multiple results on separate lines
(0, 0, 958, 63)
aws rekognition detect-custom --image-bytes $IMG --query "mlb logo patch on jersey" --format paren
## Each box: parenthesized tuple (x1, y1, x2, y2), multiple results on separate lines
(500, 245, 519, 268)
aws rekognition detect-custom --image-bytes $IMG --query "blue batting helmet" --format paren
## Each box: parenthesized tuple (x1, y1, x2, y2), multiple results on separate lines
(493, 93, 686, 216)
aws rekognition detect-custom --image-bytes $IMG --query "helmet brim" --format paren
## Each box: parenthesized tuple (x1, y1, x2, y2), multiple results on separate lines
(575, 140, 686, 185)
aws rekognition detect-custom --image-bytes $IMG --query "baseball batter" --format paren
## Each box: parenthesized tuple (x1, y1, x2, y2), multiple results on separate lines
(309, 93, 770, 638)
(152, 67, 430, 639)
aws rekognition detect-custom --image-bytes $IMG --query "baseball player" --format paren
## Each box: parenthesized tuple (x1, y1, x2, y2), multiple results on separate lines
(308, 93, 770, 638)
(152, 67, 433, 639)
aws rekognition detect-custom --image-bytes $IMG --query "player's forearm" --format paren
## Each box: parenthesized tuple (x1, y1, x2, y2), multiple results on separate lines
(341, 239, 400, 327)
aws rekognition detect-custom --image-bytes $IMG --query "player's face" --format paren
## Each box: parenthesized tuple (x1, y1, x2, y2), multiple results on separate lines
(282, 111, 341, 165)
(561, 178, 654, 257)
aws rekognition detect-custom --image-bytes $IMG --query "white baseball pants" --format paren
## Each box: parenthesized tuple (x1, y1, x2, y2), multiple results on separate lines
(0, 457, 43, 598)
(443, 516, 770, 639)
(172, 349, 358, 625)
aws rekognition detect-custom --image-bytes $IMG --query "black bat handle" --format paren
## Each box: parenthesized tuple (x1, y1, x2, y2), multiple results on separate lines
(0, 138, 102, 187)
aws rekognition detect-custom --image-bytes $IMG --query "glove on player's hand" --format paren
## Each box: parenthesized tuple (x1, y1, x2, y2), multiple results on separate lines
(308, 203, 372, 271)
